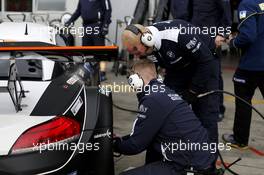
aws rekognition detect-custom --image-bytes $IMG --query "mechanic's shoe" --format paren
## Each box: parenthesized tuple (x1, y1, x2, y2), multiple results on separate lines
(100, 71, 107, 82)
(217, 113, 224, 122)
(222, 134, 248, 150)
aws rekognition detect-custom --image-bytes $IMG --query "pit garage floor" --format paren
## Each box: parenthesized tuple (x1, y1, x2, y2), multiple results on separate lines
(103, 54, 264, 175)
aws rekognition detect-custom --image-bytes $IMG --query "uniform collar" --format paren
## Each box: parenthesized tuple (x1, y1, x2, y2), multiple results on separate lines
(148, 78, 161, 86)
(146, 26, 161, 51)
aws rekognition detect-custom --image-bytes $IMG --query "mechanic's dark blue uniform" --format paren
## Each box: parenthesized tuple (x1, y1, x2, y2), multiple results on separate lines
(190, 0, 232, 38)
(68, 0, 112, 46)
(114, 79, 215, 175)
(229, 0, 264, 145)
(146, 20, 219, 148)
(170, 0, 190, 21)
(189, 0, 232, 118)
(170, 0, 232, 35)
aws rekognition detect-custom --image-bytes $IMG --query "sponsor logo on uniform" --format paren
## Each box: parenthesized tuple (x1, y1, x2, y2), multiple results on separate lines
(153, 20, 173, 25)
(139, 104, 148, 113)
(168, 94, 182, 101)
(239, 11, 247, 19)
(233, 77, 246, 84)
(186, 37, 197, 49)
(192, 42, 201, 53)
(167, 51, 176, 59)
(137, 105, 148, 119)
(259, 3, 264, 11)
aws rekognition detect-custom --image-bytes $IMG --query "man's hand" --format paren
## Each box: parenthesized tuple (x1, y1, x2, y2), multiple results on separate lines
(180, 90, 198, 104)
(101, 24, 109, 36)
(215, 35, 226, 48)
(226, 34, 235, 45)
(113, 134, 122, 153)
(65, 21, 73, 27)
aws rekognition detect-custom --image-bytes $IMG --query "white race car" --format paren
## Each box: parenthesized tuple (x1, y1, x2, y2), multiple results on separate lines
(0, 21, 117, 175)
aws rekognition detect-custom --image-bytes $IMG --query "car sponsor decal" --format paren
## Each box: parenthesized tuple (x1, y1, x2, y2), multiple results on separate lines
(67, 75, 79, 85)
(71, 96, 83, 116)
(94, 129, 112, 139)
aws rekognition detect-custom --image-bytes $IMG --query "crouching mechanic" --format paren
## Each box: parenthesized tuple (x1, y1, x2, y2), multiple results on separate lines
(121, 20, 220, 162)
(113, 59, 216, 175)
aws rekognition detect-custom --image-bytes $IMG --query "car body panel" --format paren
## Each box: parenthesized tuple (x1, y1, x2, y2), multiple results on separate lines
(0, 22, 56, 45)
(0, 81, 54, 156)
(0, 115, 54, 156)
(0, 21, 117, 174)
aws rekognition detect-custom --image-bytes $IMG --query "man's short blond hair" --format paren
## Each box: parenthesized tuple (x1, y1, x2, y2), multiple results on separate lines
(132, 59, 157, 75)
(122, 24, 147, 47)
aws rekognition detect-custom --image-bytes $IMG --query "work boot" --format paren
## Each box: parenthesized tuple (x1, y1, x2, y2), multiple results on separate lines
(222, 134, 248, 150)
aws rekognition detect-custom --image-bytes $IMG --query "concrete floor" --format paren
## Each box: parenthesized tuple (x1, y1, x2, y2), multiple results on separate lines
(103, 54, 264, 175)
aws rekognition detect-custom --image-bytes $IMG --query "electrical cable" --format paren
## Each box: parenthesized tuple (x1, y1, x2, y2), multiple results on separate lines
(197, 90, 264, 120)
(113, 90, 264, 120)
(218, 150, 240, 175)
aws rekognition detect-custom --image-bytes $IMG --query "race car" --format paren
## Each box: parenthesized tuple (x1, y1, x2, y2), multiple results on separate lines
(0, 21, 118, 175)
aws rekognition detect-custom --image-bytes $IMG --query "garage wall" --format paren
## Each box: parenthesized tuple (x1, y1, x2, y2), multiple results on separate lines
(109, 0, 137, 46)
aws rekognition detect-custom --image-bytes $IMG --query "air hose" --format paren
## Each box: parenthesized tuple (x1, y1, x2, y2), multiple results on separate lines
(113, 90, 264, 119)
(197, 90, 264, 120)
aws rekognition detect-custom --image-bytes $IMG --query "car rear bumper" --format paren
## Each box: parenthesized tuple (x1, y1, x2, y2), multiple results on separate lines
(0, 149, 75, 175)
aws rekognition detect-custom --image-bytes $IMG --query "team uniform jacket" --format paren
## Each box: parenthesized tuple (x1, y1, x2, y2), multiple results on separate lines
(230, 0, 264, 71)
(190, 0, 232, 37)
(170, 0, 190, 21)
(115, 79, 214, 170)
(146, 19, 218, 93)
(69, 0, 112, 27)
(169, 0, 232, 37)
